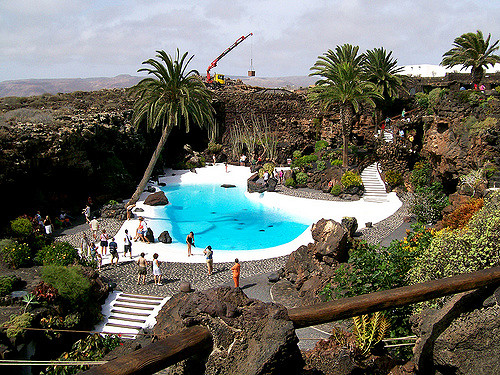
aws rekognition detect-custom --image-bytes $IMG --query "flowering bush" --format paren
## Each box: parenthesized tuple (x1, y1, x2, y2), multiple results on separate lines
(36, 242, 79, 266)
(0, 241, 32, 268)
(34, 281, 59, 302)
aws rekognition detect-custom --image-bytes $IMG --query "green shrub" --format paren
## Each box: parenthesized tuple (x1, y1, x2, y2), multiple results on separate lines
(468, 91, 484, 106)
(285, 178, 296, 188)
(10, 217, 33, 238)
(427, 88, 443, 108)
(4, 313, 33, 340)
(348, 144, 358, 154)
(330, 184, 342, 196)
(107, 200, 118, 206)
(411, 182, 449, 223)
(331, 159, 343, 167)
(292, 154, 318, 169)
(341, 171, 363, 188)
(36, 242, 79, 266)
(495, 86, 500, 94)
(295, 172, 308, 185)
(316, 160, 326, 171)
(0, 276, 18, 297)
(385, 170, 403, 187)
(258, 162, 275, 178)
(470, 117, 498, 136)
(41, 333, 122, 375)
(292, 150, 302, 159)
(458, 90, 471, 103)
(41, 265, 91, 308)
(409, 192, 500, 310)
(415, 92, 429, 108)
(315, 140, 329, 152)
(207, 142, 222, 154)
(410, 162, 433, 188)
(0, 241, 31, 268)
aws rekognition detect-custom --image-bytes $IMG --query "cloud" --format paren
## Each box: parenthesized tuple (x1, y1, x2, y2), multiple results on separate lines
(1, 0, 500, 80)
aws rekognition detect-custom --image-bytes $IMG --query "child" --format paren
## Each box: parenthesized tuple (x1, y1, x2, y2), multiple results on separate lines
(152, 253, 162, 285)
(231, 258, 240, 288)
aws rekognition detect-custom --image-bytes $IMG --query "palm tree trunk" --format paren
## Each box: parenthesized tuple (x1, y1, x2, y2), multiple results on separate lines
(128, 120, 174, 206)
(340, 104, 352, 168)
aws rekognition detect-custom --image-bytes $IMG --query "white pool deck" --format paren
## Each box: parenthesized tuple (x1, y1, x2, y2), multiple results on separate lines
(100, 164, 401, 265)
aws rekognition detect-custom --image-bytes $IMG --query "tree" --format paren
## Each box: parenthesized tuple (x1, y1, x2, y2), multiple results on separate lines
(363, 47, 404, 133)
(308, 44, 381, 167)
(441, 30, 500, 85)
(128, 50, 214, 206)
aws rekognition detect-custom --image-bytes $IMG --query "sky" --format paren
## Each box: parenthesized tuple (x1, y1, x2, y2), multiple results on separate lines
(1, 0, 500, 82)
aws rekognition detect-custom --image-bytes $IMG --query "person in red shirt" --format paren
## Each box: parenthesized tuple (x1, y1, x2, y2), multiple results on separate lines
(231, 258, 241, 288)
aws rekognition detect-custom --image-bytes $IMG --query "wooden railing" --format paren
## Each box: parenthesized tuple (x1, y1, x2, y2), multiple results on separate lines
(80, 267, 500, 375)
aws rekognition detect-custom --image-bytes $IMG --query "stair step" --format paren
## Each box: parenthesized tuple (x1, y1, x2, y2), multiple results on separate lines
(110, 309, 150, 317)
(120, 293, 164, 301)
(108, 315, 147, 324)
(115, 298, 161, 306)
(113, 303, 155, 311)
(105, 322, 143, 330)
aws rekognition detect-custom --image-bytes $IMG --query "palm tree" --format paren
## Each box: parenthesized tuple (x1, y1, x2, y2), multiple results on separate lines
(308, 44, 381, 167)
(363, 47, 404, 133)
(441, 30, 500, 85)
(128, 50, 214, 206)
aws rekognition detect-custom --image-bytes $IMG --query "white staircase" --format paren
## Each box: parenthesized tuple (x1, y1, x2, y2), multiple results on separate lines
(383, 130, 393, 143)
(96, 292, 169, 339)
(361, 163, 389, 203)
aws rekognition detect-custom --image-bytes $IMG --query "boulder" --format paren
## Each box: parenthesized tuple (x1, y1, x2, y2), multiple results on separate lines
(144, 191, 169, 206)
(247, 173, 267, 193)
(100, 203, 127, 220)
(158, 231, 172, 244)
(341, 217, 358, 237)
(153, 287, 303, 375)
(221, 184, 236, 188)
(267, 177, 278, 192)
(311, 219, 348, 262)
(268, 272, 280, 283)
(145, 228, 155, 243)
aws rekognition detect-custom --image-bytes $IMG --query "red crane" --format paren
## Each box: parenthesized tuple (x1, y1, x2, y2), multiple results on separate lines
(206, 32, 253, 83)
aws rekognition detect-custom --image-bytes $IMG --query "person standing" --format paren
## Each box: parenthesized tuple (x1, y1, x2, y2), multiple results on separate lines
(109, 237, 119, 265)
(100, 229, 109, 255)
(137, 252, 147, 285)
(123, 229, 133, 258)
(152, 253, 162, 285)
(186, 231, 195, 257)
(44, 216, 53, 235)
(89, 217, 99, 240)
(231, 258, 241, 288)
(203, 246, 213, 275)
(83, 204, 91, 223)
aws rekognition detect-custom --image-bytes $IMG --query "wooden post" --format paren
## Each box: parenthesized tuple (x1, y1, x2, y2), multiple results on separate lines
(81, 325, 211, 375)
(288, 267, 500, 329)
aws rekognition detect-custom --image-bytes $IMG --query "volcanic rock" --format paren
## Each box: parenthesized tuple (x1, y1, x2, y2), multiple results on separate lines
(158, 231, 172, 244)
(143, 191, 169, 206)
(311, 219, 348, 262)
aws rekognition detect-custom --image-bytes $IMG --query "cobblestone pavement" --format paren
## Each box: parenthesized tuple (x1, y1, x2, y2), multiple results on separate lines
(54, 190, 411, 297)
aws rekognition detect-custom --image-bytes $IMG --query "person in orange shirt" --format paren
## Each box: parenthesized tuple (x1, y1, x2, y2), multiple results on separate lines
(231, 258, 241, 288)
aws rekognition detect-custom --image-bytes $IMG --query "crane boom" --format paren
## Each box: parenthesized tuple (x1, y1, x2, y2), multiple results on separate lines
(206, 33, 253, 83)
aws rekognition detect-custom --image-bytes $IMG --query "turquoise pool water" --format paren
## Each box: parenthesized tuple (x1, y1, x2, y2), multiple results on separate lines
(158, 184, 309, 250)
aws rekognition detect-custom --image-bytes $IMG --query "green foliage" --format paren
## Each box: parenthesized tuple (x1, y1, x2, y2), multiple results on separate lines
(292, 150, 302, 159)
(10, 217, 33, 238)
(41, 333, 122, 375)
(341, 171, 363, 188)
(415, 92, 429, 108)
(427, 88, 444, 108)
(331, 159, 343, 167)
(409, 192, 500, 309)
(295, 172, 308, 185)
(41, 265, 91, 308)
(0, 241, 32, 268)
(4, 313, 33, 340)
(410, 162, 433, 188)
(322, 225, 434, 337)
(470, 117, 498, 136)
(285, 178, 296, 188)
(330, 184, 342, 196)
(107, 200, 118, 206)
(207, 141, 222, 154)
(22, 293, 39, 313)
(484, 163, 498, 179)
(316, 160, 326, 171)
(495, 86, 500, 94)
(36, 242, 79, 266)
(385, 170, 402, 187)
(0, 276, 18, 297)
(352, 312, 390, 358)
(292, 154, 318, 170)
(314, 140, 329, 152)
(258, 162, 275, 178)
(411, 182, 449, 223)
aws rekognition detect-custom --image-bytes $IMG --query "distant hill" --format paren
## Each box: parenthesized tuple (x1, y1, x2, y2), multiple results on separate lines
(0, 75, 317, 98)
(0, 75, 143, 98)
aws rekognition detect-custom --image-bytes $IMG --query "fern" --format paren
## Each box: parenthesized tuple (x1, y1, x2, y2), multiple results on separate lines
(352, 312, 390, 357)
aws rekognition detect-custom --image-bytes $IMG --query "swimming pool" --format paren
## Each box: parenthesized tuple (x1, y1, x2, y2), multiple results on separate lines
(158, 184, 310, 250)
